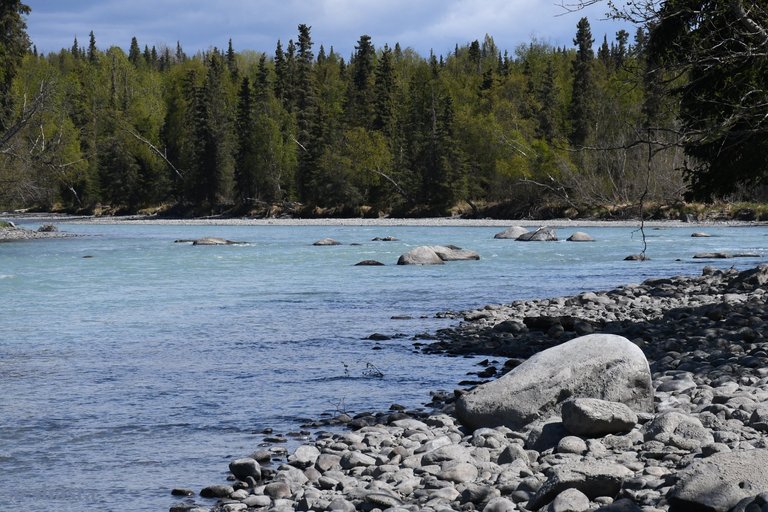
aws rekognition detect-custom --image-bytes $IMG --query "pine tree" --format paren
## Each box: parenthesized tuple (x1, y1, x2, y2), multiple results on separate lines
(468, 40, 481, 72)
(274, 40, 287, 106)
(294, 24, 320, 203)
(569, 17, 595, 148)
(71, 36, 80, 59)
(128, 36, 141, 66)
(614, 30, 629, 68)
(537, 61, 559, 143)
(189, 52, 234, 209)
(255, 54, 270, 104)
(175, 41, 186, 62)
(597, 34, 611, 67)
(372, 44, 395, 136)
(347, 34, 375, 128)
(0, 0, 31, 134)
(226, 38, 237, 75)
(235, 76, 258, 203)
(87, 30, 98, 63)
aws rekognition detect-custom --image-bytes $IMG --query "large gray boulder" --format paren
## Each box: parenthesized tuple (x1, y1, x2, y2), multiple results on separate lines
(494, 226, 529, 239)
(397, 246, 445, 265)
(428, 245, 480, 261)
(668, 450, 768, 512)
(397, 245, 480, 264)
(517, 227, 558, 241)
(455, 334, 653, 431)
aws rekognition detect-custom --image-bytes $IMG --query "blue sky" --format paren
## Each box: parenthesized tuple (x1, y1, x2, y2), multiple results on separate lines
(24, 0, 633, 59)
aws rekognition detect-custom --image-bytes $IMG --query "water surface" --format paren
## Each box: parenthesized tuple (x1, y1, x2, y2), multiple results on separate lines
(1, 222, 766, 510)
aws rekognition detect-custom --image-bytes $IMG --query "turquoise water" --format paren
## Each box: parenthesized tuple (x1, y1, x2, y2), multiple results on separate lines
(1, 222, 766, 511)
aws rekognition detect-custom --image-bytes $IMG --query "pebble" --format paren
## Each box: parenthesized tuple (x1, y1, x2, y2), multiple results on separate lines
(177, 265, 768, 512)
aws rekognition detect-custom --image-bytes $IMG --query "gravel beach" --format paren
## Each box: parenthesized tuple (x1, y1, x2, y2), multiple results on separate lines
(170, 263, 768, 512)
(4, 211, 767, 228)
(0, 224, 79, 241)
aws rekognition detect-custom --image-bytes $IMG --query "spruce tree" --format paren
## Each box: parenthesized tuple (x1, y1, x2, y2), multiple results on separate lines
(537, 61, 559, 143)
(235, 76, 258, 203)
(226, 38, 237, 75)
(175, 41, 186, 62)
(597, 34, 611, 67)
(347, 34, 375, 128)
(614, 30, 629, 68)
(71, 36, 80, 59)
(128, 36, 141, 66)
(294, 24, 320, 203)
(569, 17, 595, 148)
(87, 30, 98, 63)
(372, 44, 395, 136)
(0, 0, 30, 134)
(274, 40, 287, 106)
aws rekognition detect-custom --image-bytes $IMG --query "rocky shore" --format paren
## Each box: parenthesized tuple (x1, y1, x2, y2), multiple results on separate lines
(0, 222, 77, 241)
(173, 264, 768, 512)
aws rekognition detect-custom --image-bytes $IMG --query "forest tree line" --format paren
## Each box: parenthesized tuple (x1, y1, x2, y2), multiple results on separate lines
(1, 1, 766, 217)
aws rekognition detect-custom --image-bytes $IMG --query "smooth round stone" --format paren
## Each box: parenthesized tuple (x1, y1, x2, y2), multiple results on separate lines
(557, 436, 588, 455)
(200, 484, 234, 498)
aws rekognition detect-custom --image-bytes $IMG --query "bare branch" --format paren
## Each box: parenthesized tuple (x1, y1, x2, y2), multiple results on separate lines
(121, 125, 185, 179)
(369, 166, 416, 204)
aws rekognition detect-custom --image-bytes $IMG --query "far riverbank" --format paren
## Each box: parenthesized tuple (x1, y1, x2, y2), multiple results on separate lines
(4, 211, 768, 229)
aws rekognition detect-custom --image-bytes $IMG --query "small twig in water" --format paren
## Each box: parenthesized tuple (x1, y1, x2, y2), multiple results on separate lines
(362, 362, 384, 378)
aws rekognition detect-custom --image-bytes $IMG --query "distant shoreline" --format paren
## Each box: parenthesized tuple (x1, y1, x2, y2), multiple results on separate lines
(3, 212, 766, 229)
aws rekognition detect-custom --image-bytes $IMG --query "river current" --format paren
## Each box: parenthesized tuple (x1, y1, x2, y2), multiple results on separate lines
(1, 221, 766, 511)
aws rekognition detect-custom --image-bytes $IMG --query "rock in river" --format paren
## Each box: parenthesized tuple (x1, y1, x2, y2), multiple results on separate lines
(397, 245, 480, 264)
(517, 227, 558, 241)
(494, 226, 529, 239)
(567, 231, 595, 242)
(313, 238, 341, 246)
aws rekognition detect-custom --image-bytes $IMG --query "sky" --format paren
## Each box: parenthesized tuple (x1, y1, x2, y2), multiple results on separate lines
(24, 0, 634, 59)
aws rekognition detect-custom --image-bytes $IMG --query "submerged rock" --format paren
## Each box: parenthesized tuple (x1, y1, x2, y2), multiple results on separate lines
(177, 237, 245, 245)
(354, 260, 385, 266)
(566, 231, 595, 242)
(313, 238, 341, 246)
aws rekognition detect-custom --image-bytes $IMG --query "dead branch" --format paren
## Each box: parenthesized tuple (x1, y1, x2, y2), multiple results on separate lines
(122, 125, 184, 179)
(369, 166, 416, 204)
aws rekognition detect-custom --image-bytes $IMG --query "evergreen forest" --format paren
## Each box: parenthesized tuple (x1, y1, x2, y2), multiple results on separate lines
(2, 1, 768, 218)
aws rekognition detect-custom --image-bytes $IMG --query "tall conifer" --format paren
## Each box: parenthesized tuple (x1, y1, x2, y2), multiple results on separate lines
(569, 17, 595, 148)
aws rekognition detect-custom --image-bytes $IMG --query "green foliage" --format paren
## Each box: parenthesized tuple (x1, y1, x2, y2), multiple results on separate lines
(647, 0, 768, 199)
(0, 1, 30, 132)
(2, 10, 704, 214)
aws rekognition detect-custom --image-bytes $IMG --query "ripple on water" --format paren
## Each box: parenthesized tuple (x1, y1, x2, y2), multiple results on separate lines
(1, 223, 767, 511)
